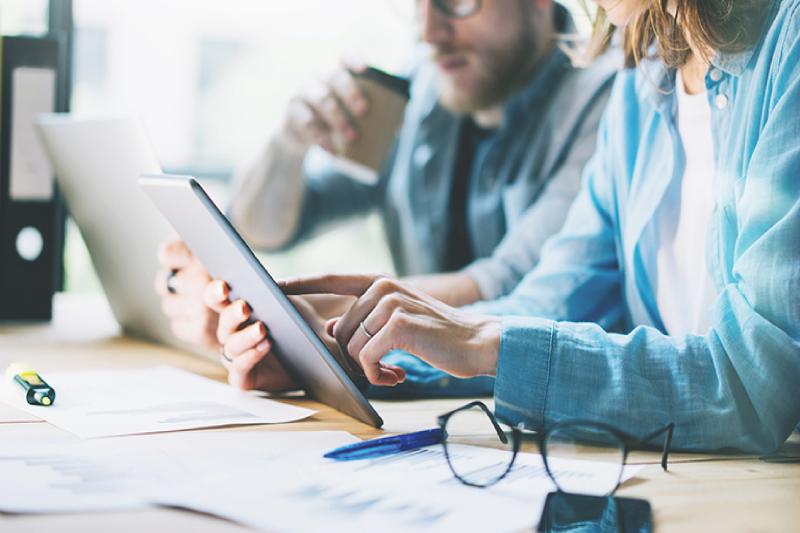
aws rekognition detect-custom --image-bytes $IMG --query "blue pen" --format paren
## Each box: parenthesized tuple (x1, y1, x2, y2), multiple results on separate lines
(324, 428, 445, 461)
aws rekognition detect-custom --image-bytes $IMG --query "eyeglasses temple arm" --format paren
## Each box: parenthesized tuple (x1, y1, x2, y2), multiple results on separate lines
(438, 400, 511, 445)
(631, 423, 675, 471)
(475, 402, 511, 445)
(660, 424, 674, 471)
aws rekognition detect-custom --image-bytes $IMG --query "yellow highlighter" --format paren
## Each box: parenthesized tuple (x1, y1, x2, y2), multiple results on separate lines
(5, 363, 56, 407)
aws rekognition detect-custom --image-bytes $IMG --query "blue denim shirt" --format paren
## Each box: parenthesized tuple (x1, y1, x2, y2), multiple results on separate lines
(287, 7, 617, 299)
(380, 0, 800, 453)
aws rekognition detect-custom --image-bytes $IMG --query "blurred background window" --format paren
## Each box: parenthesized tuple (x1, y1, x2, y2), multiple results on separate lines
(66, 0, 418, 292)
(1, 0, 50, 36)
(4, 0, 594, 293)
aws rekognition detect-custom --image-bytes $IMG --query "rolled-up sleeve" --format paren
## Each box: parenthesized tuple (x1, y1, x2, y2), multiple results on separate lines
(493, 316, 554, 426)
(229, 135, 387, 251)
(228, 132, 310, 250)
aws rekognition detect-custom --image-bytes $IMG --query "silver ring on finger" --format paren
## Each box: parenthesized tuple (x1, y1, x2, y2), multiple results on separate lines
(359, 320, 374, 340)
(220, 346, 233, 363)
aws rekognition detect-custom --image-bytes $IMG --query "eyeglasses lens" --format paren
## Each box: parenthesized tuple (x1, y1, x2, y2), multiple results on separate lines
(443, 404, 515, 486)
(437, 0, 480, 18)
(410, 0, 481, 19)
(544, 425, 625, 496)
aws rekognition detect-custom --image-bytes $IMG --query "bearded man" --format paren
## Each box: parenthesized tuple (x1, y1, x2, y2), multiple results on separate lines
(156, 1, 618, 392)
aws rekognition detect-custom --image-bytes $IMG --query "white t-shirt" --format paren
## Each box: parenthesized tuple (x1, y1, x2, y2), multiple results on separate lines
(654, 70, 717, 337)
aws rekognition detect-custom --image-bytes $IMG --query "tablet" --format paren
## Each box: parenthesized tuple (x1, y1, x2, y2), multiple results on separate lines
(139, 174, 383, 427)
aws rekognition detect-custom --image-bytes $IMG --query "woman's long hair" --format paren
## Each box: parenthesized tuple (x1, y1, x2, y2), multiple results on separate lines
(582, 0, 771, 68)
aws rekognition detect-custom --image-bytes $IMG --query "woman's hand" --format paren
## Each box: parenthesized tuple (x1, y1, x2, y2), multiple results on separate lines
(204, 281, 384, 392)
(204, 280, 297, 392)
(154, 239, 220, 349)
(280, 274, 502, 386)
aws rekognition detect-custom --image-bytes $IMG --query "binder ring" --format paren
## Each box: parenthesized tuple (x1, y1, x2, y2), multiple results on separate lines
(166, 269, 179, 294)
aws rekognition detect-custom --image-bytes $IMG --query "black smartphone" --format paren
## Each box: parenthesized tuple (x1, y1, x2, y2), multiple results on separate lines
(537, 491, 653, 533)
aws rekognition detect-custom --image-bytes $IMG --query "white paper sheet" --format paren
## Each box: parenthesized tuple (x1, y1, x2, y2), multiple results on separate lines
(0, 430, 357, 514)
(0, 401, 41, 423)
(155, 443, 645, 533)
(0, 366, 314, 438)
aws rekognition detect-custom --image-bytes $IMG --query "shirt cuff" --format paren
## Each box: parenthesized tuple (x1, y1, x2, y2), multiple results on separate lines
(366, 350, 495, 399)
(494, 316, 555, 431)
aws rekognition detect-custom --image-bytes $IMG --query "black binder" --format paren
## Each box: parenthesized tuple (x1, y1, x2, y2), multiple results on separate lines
(0, 36, 66, 320)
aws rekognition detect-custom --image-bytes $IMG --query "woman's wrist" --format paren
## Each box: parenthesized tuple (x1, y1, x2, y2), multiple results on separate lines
(470, 316, 502, 377)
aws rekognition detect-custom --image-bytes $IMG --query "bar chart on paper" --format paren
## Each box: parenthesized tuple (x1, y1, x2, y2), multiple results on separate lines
(0, 431, 357, 514)
(156, 443, 643, 533)
(0, 448, 159, 513)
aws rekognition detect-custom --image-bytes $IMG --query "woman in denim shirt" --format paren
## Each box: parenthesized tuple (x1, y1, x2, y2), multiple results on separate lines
(222, 0, 800, 453)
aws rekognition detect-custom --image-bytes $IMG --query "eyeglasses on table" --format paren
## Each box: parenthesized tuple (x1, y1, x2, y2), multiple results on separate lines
(437, 400, 674, 495)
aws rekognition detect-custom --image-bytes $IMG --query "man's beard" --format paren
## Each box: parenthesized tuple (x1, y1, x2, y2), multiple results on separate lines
(434, 23, 539, 114)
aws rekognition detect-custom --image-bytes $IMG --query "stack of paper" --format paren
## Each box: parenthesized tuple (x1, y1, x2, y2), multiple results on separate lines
(154, 443, 643, 533)
(1, 432, 643, 531)
(0, 431, 357, 514)
(0, 402, 41, 424)
(0, 366, 314, 438)
(0, 365, 646, 532)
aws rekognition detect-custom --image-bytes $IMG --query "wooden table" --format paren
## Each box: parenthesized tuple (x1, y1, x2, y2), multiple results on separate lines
(1, 294, 798, 532)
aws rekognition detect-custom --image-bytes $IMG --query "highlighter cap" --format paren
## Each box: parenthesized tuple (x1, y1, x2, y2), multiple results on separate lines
(4, 362, 35, 381)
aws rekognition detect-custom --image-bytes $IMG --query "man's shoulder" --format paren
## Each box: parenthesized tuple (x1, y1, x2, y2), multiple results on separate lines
(535, 47, 621, 136)
(555, 47, 621, 109)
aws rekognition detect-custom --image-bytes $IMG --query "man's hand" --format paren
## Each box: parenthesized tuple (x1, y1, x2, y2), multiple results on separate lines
(283, 60, 369, 153)
(280, 274, 501, 386)
(155, 239, 219, 349)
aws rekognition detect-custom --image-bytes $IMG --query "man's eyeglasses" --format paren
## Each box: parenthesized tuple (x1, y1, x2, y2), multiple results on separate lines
(416, 0, 482, 19)
(437, 401, 674, 494)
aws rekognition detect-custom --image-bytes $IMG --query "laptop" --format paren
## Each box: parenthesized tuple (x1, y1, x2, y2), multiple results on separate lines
(34, 115, 213, 358)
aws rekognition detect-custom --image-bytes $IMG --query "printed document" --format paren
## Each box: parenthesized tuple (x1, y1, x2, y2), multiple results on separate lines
(155, 443, 644, 533)
(0, 366, 314, 438)
(0, 430, 356, 513)
(0, 401, 41, 424)
(0, 423, 645, 531)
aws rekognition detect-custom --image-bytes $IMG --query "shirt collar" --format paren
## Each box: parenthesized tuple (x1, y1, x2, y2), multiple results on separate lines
(634, 46, 754, 115)
(638, 0, 779, 108)
(711, 49, 756, 77)
(711, 0, 779, 76)
(500, 46, 571, 131)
